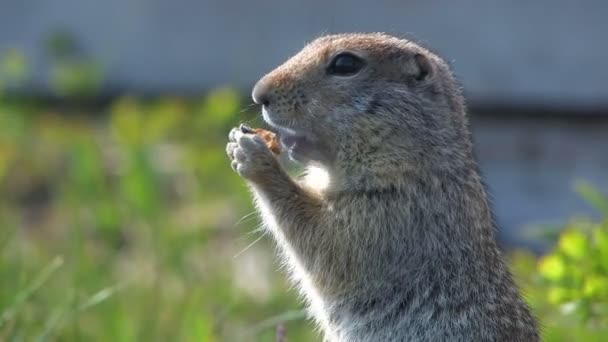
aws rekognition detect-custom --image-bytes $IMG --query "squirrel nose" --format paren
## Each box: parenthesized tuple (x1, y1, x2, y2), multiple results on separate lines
(252, 78, 271, 106)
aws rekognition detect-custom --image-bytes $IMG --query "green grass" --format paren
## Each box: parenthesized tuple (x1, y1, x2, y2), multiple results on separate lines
(0, 90, 317, 341)
(0, 88, 607, 341)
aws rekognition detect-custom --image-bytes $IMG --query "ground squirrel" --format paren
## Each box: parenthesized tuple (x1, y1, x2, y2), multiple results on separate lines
(226, 33, 539, 341)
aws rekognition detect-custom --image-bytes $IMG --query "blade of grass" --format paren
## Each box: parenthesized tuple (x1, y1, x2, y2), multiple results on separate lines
(77, 284, 123, 312)
(36, 283, 125, 341)
(0, 256, 64, 329)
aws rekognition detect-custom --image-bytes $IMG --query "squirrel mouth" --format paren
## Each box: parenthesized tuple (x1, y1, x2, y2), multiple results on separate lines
(275, 128, 315, 162)
(261, 109, 314, 161)
(279, 133, 308, 151)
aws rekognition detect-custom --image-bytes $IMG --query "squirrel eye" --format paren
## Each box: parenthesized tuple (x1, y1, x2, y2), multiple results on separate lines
(327, 53, 365, 76)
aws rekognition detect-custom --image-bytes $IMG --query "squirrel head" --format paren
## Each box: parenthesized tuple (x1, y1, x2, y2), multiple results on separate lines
(252, 33, 473, 190)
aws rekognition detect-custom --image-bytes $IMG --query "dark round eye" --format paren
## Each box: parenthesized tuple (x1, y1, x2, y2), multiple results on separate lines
(327, 52, 365, 76)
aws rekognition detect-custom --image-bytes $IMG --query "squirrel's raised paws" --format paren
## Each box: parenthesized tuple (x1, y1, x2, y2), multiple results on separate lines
(227, 127, 279, 182)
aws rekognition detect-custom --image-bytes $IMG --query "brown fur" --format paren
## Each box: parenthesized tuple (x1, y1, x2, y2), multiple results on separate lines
(227, 33, 539, 341)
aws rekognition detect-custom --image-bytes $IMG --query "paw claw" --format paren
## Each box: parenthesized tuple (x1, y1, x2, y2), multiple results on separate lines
(226, 126, 278, 181)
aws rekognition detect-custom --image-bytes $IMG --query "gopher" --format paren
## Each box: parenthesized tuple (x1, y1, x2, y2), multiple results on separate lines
(226, 33, 539, 341)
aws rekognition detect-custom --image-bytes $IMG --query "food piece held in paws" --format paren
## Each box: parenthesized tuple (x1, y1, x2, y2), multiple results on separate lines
(254, 129, 280, 155)
(239, 124, 280, 154)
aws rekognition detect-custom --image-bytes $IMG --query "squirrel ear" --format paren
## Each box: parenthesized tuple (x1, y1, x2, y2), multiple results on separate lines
(412, 53, 433, 81)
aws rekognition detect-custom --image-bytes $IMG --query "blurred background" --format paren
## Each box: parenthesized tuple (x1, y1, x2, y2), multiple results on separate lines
(1, 0, 607, 341)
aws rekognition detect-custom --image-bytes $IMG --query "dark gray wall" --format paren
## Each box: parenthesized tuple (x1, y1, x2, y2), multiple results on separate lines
(1, 0, 608, 109)
(472, 115, 608, 248)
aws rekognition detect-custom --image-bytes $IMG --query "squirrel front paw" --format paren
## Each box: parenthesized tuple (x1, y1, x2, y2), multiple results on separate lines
(226, 127, 280, 183)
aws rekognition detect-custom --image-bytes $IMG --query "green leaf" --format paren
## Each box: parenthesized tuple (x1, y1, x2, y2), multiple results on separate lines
(559, 229, 588, 260)
(547, 286, 572, 305)
(583, 275, 608, 298)
(539, 254, 566, 281)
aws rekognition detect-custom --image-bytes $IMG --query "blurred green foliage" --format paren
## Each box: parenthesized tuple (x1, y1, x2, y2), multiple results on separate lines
(510, 182, 608, 341)
(45, 30, 103, 98)
(0, 49, 29, 96)
(1, 46, 608, 341)
(0, 81, 316, 340)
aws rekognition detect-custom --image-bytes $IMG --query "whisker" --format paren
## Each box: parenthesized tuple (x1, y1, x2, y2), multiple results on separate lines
(234, 210, 258, 227)
(234, 230, 268, 258)
(239, 101, 259, 114)
(239, 225, 266, 240)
